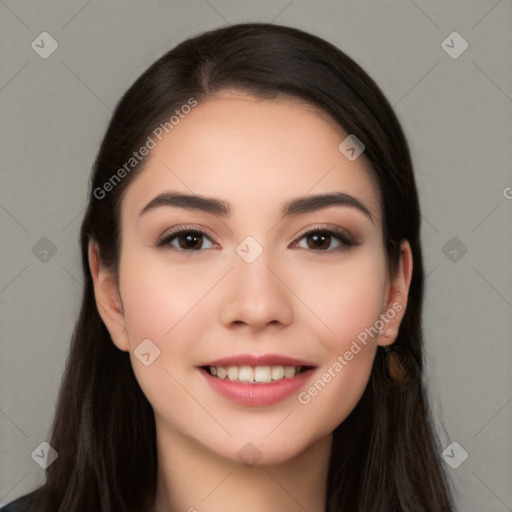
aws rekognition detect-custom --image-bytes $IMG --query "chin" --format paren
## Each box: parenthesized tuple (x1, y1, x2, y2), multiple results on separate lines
(210, 428, 330, 467)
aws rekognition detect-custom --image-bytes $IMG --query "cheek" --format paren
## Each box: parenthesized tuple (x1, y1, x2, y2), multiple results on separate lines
(116, 249, 223, 407)
(293, 248, 387, 348)
(118, 250, 211, 346)
(290, 250, 386, 426)
(116, 256, 207, 423)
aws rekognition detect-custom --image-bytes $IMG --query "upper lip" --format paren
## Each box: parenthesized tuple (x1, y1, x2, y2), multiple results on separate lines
(200, 353, 316, 368)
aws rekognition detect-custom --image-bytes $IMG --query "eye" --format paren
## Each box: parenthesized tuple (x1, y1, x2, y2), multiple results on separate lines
(156, 226, 216, 252)
(291, 227, 357, 252)
(156, 225, 358, 253)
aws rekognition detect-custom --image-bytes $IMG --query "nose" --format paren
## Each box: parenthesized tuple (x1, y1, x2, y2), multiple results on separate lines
(218, 248, 294, 333)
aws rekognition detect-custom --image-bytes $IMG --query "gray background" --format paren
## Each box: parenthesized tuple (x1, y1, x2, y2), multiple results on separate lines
(1, 0, 511, 510)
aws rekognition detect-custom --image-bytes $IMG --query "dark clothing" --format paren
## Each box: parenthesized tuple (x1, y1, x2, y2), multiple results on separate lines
(1, 491, 37, 511)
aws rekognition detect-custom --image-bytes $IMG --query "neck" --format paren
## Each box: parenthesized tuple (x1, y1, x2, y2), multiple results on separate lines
(151, 426, 332, 512)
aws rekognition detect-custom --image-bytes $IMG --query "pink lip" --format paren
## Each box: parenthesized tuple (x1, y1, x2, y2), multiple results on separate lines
(201, 353, 315, 368)
(200, 368, 315, 406)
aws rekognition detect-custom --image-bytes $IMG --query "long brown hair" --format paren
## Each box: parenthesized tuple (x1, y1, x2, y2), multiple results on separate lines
(16, 22, 454, 511)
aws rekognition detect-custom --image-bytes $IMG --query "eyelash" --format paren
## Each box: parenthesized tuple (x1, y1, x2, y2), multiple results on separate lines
(155, 224, 358, 254)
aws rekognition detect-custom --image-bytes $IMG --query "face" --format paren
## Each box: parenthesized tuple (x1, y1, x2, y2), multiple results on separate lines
(91, 90, 411, 465)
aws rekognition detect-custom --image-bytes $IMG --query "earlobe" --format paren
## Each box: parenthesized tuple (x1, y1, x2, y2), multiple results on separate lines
(377, 239, 413, 347)
(88, 240, 130, 352)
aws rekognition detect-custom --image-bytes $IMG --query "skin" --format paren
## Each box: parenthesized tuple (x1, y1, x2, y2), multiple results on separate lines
(89, 90, 413, 512)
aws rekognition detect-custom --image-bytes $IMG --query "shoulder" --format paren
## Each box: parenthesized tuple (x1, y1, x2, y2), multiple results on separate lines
(1, 491, 37, 512)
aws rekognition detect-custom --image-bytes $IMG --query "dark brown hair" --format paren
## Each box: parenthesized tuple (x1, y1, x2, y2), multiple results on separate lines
(14, 22, 454, 512)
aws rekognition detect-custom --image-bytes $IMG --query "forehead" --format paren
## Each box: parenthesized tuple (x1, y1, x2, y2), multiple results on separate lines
(121, 91, 381, 226)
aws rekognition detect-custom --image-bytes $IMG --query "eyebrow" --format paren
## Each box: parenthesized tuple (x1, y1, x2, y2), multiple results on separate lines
(138, 191, 375, 224)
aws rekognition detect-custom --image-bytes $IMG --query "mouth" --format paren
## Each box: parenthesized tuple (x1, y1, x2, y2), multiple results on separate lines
(198, 354, 317, 406)
(201, 364, 313, 384)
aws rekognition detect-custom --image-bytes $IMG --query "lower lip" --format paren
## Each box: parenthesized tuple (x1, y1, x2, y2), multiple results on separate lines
(199, 367, 315, 406)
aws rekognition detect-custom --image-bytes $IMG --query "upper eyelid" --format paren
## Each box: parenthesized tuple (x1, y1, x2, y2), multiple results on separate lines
(159, 224, 216, 241)
(294, 224, 353, 238)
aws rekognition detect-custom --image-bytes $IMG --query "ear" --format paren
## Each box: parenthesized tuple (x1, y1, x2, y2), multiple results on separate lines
(377, 239, 413, 347)
(88, 240, 130, 352)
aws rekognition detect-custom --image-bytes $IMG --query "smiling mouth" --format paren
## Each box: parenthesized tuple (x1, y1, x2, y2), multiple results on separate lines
(201, 365, 313, 384)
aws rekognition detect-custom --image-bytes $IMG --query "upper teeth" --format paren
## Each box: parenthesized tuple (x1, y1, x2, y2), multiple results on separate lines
(210, 365, 301, 383)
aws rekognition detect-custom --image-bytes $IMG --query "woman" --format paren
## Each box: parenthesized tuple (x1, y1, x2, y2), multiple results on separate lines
(2, 22, 455, 512)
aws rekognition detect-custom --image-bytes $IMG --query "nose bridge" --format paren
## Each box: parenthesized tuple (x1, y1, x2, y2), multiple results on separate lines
(218, 236, 294, 329)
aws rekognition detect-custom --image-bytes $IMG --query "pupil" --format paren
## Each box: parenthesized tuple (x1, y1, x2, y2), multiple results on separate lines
(309, 233, 329, 250)
(181, 232, 202, 249)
